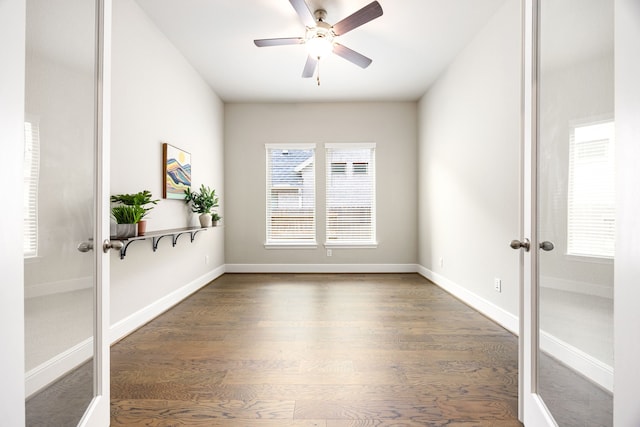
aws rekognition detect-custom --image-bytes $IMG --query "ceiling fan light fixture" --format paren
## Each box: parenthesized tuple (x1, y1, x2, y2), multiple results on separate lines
(253, 1, 384, 80)
(305, 34, 334, 59)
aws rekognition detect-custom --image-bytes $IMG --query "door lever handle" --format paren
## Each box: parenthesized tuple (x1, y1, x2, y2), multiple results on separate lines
(510, 238, 530, 252)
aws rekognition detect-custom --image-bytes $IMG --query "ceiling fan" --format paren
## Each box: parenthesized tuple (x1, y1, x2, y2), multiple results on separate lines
(254, 0, 384, 84)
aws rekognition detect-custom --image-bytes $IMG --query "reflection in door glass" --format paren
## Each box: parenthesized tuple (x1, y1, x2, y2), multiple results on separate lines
(567, 121, 615, 259)
(24, 0, 97, 425)
(537, 0, 614, 426)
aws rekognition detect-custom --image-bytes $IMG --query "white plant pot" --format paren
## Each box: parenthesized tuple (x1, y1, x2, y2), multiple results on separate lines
(115, 223, 137, 238)
(199, 213, 212, 228)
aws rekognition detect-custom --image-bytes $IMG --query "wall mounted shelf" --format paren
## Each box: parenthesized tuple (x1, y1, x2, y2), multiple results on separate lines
(112, 226, 208, 259)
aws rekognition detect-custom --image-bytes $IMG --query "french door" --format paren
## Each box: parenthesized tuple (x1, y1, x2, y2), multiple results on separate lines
(80, 1, 112, 424)
(519, 0, 614, 425)
(24, 0, 112, 425)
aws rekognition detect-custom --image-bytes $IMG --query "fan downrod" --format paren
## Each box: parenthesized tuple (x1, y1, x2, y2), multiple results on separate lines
(314, 9, 328, 23)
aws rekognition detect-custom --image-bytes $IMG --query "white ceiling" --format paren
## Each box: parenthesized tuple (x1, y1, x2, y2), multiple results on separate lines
(134, 0, 507, 103)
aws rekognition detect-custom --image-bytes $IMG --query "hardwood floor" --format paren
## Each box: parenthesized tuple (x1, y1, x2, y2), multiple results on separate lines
(110, 273, 523, 426)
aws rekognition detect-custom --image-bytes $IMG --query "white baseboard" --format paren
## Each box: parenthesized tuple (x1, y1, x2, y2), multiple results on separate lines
(540, 331, 613, 392)
(25, 337, 93, 398)
(110, 264, 225, 343)
(225, 263, 419, 274)
(26, 265, 613, 399)
(25, 276, 92, 299)
(540, 275, 613, 299)
(417, 265, 519, 335)
(25, 265, 225, 398)
(417, 265, 613, 393)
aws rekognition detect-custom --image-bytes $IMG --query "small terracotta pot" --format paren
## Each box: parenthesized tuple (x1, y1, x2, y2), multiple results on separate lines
(137, 220, 147, 235)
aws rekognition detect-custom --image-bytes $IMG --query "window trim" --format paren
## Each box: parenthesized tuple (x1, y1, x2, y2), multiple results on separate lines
(324, 242, 378, 249)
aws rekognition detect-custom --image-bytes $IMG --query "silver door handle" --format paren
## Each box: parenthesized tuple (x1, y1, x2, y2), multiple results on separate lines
(539, 241, 554, 251)
(510, 238, 530, 251)
(103, 239, 124, 253)
(77, 240, 94, 253)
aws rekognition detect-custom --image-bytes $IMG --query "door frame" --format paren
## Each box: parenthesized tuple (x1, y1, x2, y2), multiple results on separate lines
(519, 0, 557, 425)
(78, 0, 111, 425)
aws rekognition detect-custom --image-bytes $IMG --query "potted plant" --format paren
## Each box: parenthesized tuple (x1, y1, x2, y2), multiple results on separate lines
(111, 190, 159, 235)
(111, 205, 145, 238)
(211, 212, 222, 227)
(184, 184, 219, 227)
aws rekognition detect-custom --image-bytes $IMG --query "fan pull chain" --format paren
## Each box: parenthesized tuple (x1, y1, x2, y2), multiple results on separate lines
(317, 57, 321, 86)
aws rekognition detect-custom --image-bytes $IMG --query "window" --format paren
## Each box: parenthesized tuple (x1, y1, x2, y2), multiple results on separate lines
(24, 119, 41, 258)
(567, 120, 615, 258)
(331, 162, 347, 175)
(326, 143, 376, 246)
(353, 162, 369, 175)
(265, 144, 316, 246)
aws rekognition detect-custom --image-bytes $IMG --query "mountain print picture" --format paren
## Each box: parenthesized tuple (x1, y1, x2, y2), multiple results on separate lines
(163, 143, 191, 199)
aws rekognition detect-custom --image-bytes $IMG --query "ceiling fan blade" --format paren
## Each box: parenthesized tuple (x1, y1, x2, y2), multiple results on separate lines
(332, 1, 383, 36)
(289, 0, 316, 28)
(302, 55, 318, 78)
(333, 43, 373, 68)
(254, 37, 304, 47)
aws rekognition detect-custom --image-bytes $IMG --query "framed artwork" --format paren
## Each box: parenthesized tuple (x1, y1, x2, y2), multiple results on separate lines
(163, 143, 191, 199)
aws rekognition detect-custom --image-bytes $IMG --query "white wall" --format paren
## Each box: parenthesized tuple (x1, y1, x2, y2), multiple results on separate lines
(614, 0, 640, 424)
(224, 102, 418, 269)
(110, 0, 224, 332)
(0, 0, 26, 423)
(417, 0, 521, 321)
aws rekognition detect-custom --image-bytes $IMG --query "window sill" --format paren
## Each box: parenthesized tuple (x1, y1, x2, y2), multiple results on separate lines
(565, 253, 614, 264)
(265, 242, 318, 250)
(324, 242, 378, 249)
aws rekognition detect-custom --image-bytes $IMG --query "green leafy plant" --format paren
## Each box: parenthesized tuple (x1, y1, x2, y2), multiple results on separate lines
(184, 185, 219, 215)
(211, 212, 222, 222)
(111, 205, 145, 224)
(110, 190, 159, 219)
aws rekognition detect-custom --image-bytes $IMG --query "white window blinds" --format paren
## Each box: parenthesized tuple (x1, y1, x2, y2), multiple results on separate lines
(567, 121, 615, 258)
(266, 144, 316, 245)
(326, 143, 376, 245)
(24, 120, 41, 258)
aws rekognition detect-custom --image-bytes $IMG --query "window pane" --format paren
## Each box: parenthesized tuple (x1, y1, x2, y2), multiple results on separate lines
(326, 145, 376, 244)
(331, 162, 346, 175)
(353, 162, 369, 175)
(266, 147, 316, 244)
(24, 120, 40, 257)
(567, 121, 615, 258)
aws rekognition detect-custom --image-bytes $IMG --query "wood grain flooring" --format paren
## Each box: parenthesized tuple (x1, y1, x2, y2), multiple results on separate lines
(110, 273, 523, 426)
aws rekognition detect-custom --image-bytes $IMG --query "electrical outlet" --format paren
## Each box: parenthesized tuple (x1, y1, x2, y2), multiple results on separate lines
(494, 278, 502, 293)
(439, 257, 444, 267)
(326, 249, 332, 257)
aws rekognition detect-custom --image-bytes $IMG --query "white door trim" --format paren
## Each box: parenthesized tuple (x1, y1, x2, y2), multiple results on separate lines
(78, 0, 111, 425)
(520, 0, 557, 425)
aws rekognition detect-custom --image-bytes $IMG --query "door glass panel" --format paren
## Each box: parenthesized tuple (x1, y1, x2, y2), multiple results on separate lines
(24, 0, 97, 425)
(537, 0, 614, 425)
